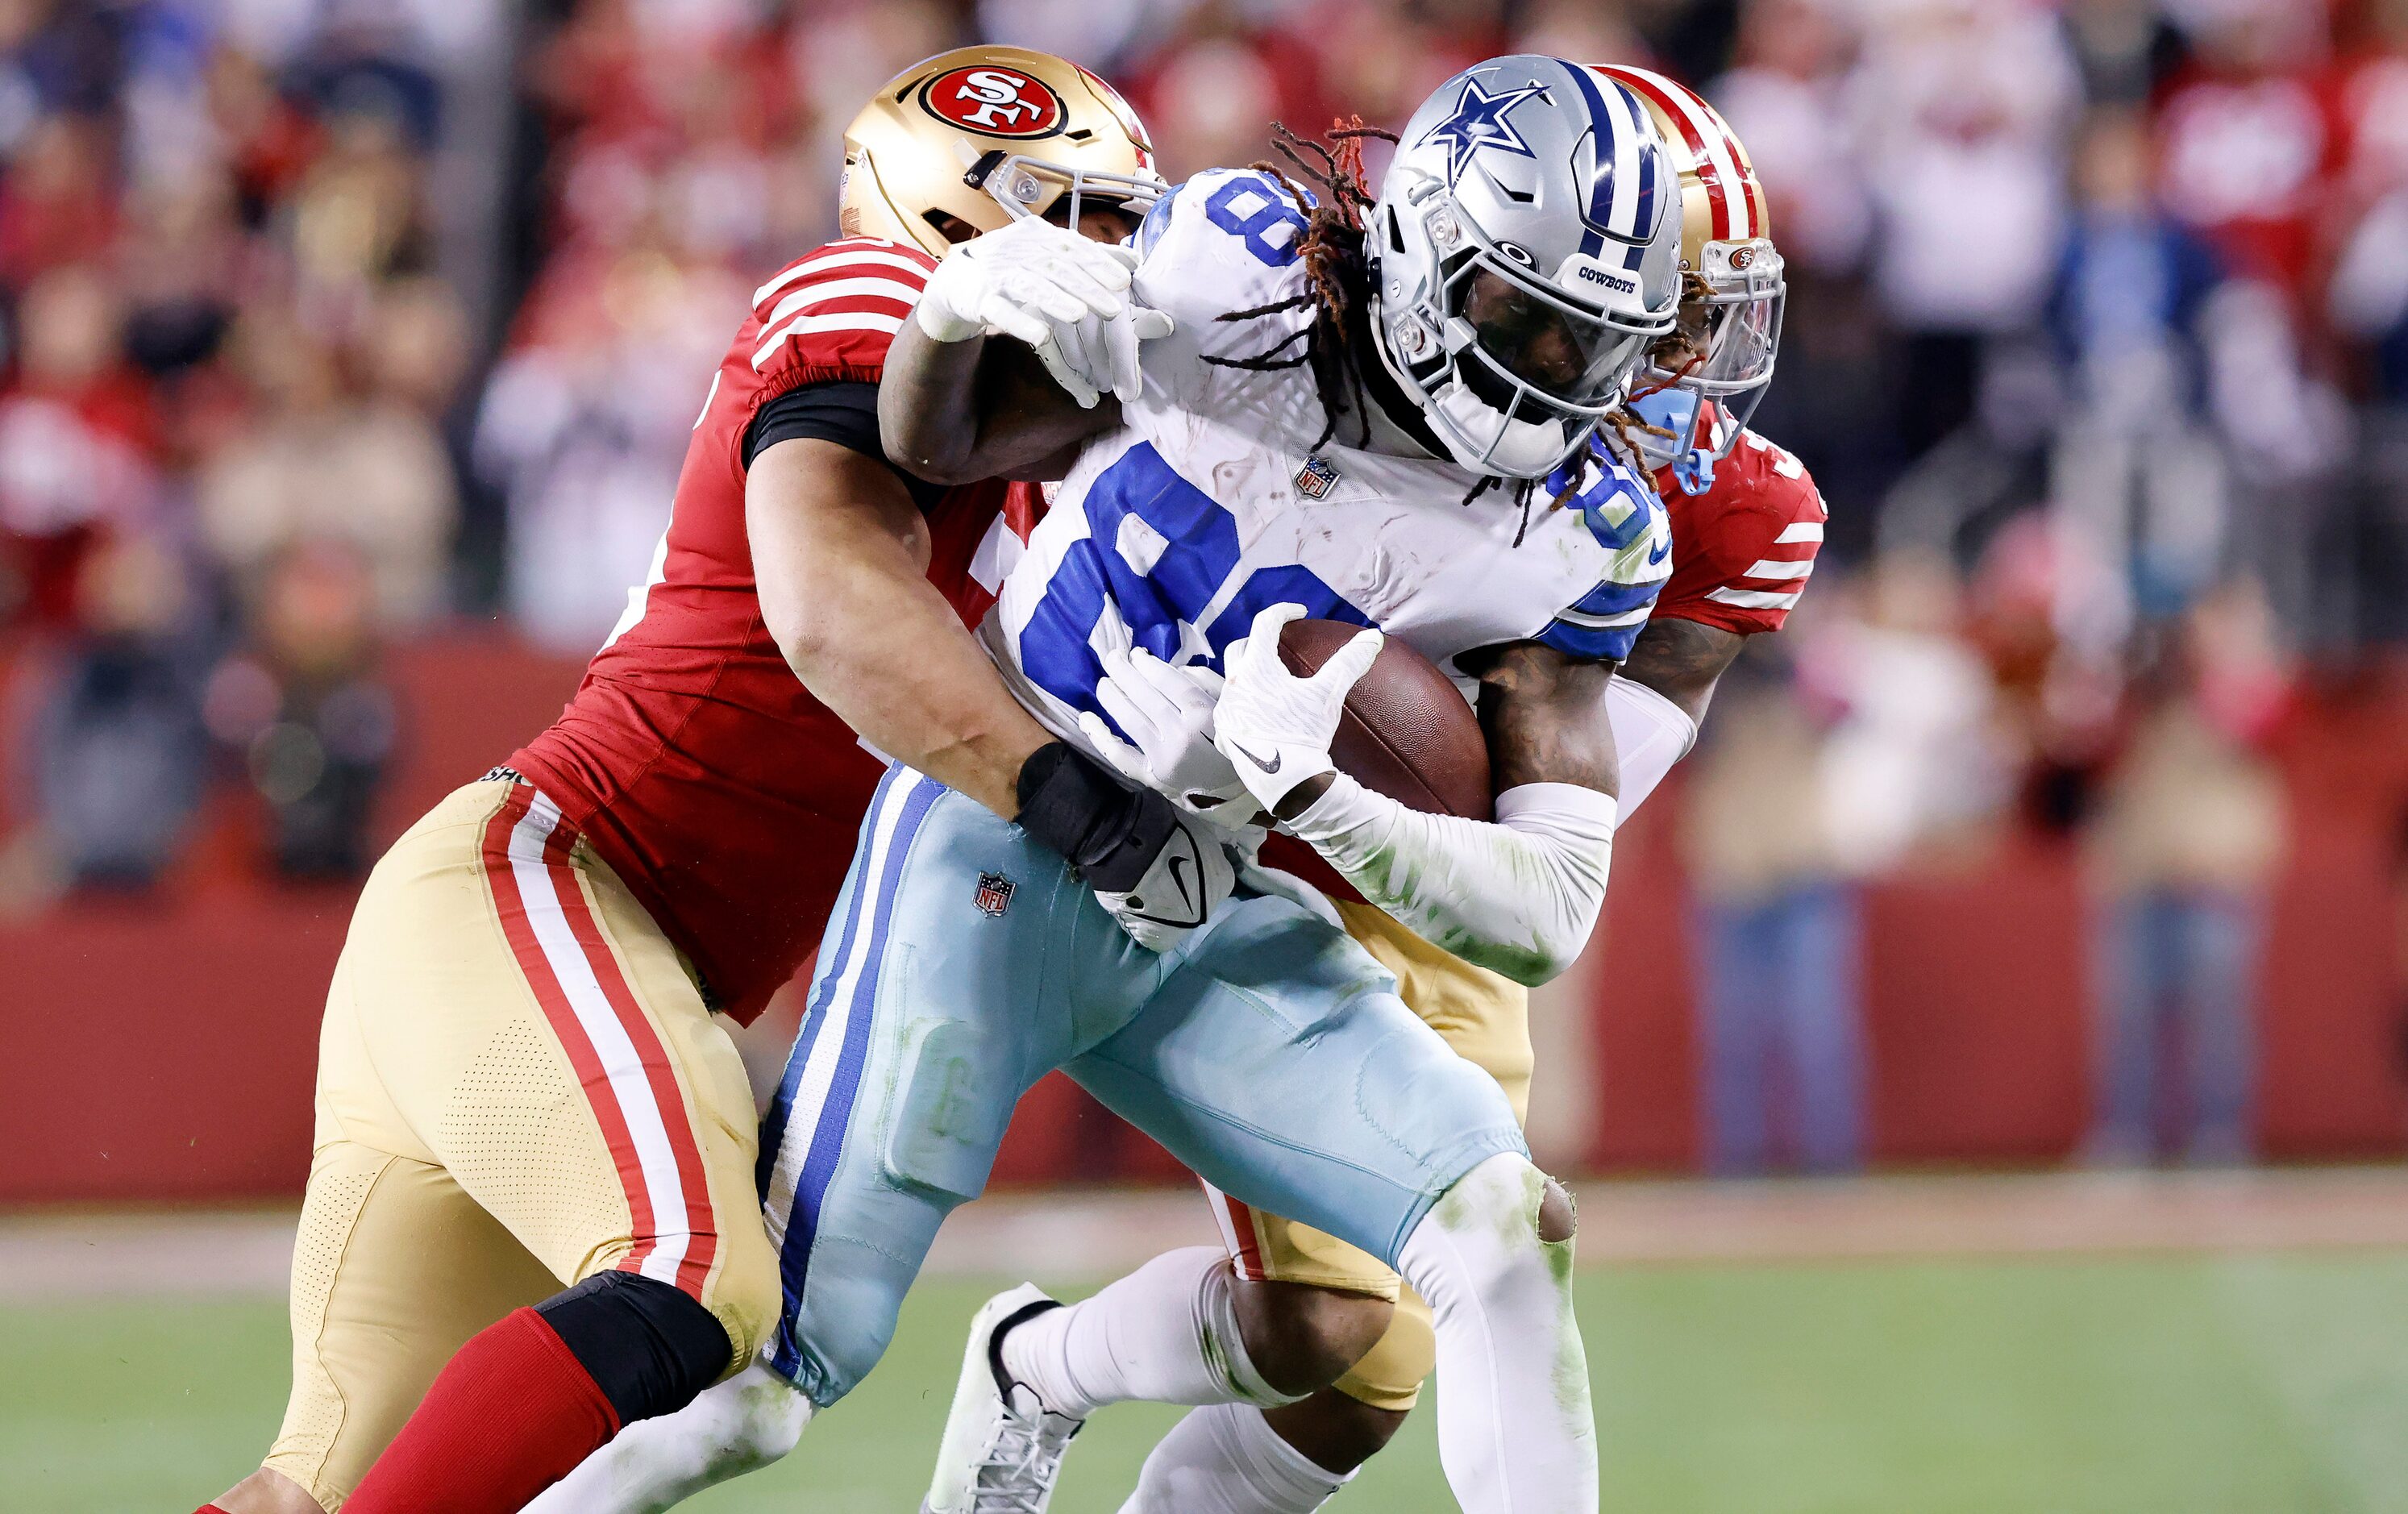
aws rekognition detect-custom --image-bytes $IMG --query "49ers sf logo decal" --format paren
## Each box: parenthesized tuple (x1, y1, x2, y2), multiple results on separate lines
(921, 67, 1066, 139)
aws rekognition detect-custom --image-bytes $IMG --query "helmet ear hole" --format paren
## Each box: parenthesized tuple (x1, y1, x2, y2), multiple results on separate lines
(1387, 207, 1407, 256)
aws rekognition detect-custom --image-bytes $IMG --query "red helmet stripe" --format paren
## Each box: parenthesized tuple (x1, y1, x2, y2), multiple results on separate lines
(1740, 171, 1768, 239)
(1605, 67, 1747, 243)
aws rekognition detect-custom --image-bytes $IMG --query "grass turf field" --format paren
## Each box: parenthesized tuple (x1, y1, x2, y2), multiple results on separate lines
(10, 1251, 2408, 1513)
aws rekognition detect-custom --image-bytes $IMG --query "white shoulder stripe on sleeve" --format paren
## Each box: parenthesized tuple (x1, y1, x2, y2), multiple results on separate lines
(758, 276, 925, 329)
(751, 310, 907, 371)
(1742, 558, 1814, 581)
(1706, 585, 1803, 610)
(1775, 521, 1823, 544)
(753, 247, 931, 309)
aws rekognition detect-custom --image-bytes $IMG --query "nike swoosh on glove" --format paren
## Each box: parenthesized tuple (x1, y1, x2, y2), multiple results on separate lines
(1211, 603, 1383, 813)
(1077, 648, 1256, 819)
(1015, 742, 1237, 955)
(914, 215, 1174, 406)
(1090, 812, 1237, 953)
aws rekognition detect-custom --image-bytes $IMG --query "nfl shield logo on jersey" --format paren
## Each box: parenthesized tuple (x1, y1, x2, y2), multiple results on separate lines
(1294, 456, 1340, 500)
(974, 871, 1016, 917)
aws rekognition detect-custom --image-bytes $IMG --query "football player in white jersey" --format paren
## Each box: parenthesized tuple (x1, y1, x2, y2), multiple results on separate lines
(950, 67, 1821, 1514)
(883, 57, 1686, 1514)
(537, 55, 1682, 1514)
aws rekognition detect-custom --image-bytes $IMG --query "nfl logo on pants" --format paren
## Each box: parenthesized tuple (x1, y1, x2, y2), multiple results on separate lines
(974, 871, 1014, 917)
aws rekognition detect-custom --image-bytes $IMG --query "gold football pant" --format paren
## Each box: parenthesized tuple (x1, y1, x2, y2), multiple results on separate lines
(1202, 898, 1533, 1412)
(264, 780, 777, 1508)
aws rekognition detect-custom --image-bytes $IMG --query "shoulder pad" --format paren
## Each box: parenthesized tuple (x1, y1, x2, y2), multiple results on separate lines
(1655, 429, 1825, 634)
(745, 237, 938, 386)
(1131, 170, 1317, 364)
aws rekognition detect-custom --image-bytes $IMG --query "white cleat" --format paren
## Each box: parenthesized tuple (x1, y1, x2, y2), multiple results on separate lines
(922, 1283, 1083, 1514)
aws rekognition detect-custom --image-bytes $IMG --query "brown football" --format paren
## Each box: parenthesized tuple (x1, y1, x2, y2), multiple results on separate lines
(1278, 618, 1493, 821)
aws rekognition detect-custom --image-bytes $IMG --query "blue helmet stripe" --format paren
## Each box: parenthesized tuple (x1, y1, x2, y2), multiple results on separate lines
(1619, 83, 1659, 231)
(1554, 59, 1616, 257)
(1620, 83, 1660, 270)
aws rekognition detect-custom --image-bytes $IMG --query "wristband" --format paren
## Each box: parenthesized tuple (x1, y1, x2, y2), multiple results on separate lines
(1014, 742, 1179, 892)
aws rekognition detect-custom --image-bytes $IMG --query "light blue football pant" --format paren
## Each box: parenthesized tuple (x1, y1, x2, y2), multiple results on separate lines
(753, 767, 1528, 1408)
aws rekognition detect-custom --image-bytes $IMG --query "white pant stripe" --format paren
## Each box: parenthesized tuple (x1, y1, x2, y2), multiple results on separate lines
(509, 792, 694, 1283)
(761, 775, 918, 1242)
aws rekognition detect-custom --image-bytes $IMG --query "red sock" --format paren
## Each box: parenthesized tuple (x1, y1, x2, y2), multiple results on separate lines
(193, 1506, 235, 1513)
(344, 1306, 621, 1514)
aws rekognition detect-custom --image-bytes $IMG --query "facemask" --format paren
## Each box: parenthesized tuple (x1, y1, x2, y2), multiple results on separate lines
(1624, 386, 1714, 495)
(1429, 376, 1578, 477)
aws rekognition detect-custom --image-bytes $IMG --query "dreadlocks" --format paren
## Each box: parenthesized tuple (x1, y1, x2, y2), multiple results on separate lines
(1598, 268, 1711, 464)
(1200, 119, 1394, 454)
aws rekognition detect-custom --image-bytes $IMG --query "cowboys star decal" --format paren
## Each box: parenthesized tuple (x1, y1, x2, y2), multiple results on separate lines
(1420, 74, 1553, 184)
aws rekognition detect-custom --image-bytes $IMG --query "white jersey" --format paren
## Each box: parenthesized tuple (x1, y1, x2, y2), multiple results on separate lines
(984, 168, 1672, 759)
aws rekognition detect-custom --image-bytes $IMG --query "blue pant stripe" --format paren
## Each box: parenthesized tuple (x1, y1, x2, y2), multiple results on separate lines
(755, 766, 900, 1200)
(766, 772, 942, 1378)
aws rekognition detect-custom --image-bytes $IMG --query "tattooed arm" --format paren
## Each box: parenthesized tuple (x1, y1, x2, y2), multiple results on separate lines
(1475, 642, 1623, 796)
(1249, 637, 1623, 984)
(1619, 617, 1747, 726)
(1268, 641, 1620, 823)
(1593, 616, 1750, 817)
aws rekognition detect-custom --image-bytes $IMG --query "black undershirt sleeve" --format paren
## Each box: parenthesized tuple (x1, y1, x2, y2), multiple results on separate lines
(741, 379, 946, 511)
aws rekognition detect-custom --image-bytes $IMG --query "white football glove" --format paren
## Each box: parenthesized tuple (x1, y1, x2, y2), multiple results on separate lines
(1092, 810, 1237, 954)
(1077, 648, 1255, 819)
(1211, 603, 1383, 813)
(914, 216, 1174, 406)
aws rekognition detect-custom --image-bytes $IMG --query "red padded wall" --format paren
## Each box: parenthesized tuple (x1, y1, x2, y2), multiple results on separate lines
(4, 644, 2406, 1204)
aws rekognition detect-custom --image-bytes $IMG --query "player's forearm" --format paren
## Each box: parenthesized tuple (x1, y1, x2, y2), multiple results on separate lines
(1287, 643, 1623, 983)
(779, 558, 1050, 818)
(878, 321, 989, 483)
(748, 441, 1050, 818)
(1283, 776, 1616, 986)
(879, 322, 1116, 486)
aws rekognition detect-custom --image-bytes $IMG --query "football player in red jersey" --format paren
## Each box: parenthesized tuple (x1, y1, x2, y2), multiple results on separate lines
(195, 47, 1179, 1514)
(917, 69, 1829, 1514)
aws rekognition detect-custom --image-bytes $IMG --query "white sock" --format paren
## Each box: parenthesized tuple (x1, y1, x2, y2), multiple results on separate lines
(1000, 1246, 1293, 1418)
(1394, 1153, 1596, 1514)
(522, 1358, 812, 1514)
(1119, 1403, 1350, 1514)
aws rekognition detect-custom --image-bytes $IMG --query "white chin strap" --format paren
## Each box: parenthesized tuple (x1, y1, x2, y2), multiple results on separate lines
(1429, 377, 1574, 478)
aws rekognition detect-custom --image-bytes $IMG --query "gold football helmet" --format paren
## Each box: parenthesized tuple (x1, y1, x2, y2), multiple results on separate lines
(1594, 64, 1784, 469)
(840, 46, 1166, 256)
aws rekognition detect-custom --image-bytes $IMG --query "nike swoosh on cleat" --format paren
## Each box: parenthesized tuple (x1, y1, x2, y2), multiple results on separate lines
(1167, 854, 1196, 913)
(1228, 740, 1282, 775)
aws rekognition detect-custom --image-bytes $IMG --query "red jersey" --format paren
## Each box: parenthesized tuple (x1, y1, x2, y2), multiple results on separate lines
(1259, 426, 1824, 900)
(510, 238, 1039, 1024)
(1651, 427, 1826, 637)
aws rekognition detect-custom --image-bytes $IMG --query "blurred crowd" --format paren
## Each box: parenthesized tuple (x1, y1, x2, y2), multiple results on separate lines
(0, 0, 501, 900)
(3, 0, 2407, 1163)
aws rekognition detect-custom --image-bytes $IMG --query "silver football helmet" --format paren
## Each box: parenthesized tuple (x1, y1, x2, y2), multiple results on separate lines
(1369, 56, 1685, 479)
